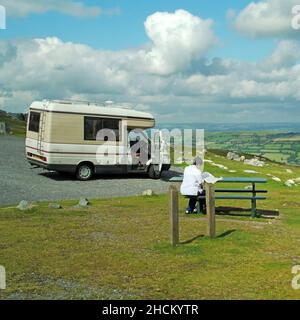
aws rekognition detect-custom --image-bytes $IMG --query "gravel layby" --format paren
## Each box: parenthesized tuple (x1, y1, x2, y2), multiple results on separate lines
(0, 136, 180, 206)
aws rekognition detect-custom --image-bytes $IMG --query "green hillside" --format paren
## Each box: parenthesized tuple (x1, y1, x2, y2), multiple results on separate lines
(206, 131, 300, 166)
(0, 151, 300, 299)
(0, 111, 26, 136)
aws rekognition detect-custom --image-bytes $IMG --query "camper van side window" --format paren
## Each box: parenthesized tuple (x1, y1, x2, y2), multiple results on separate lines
(84, 117, 102, 140)
(28, 112, 41, 133)
(84, 117, 120, 141)
(103, 119, 120, 141)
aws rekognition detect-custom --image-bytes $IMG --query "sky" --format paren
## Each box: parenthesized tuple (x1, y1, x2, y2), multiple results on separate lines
(0, 0, 300, 123)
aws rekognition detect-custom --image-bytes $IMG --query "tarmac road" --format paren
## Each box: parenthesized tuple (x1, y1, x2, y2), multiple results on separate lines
(0, 136, 179, 206)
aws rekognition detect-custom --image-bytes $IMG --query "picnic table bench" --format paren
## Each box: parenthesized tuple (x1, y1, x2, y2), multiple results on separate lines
(169, 176, 268, 218)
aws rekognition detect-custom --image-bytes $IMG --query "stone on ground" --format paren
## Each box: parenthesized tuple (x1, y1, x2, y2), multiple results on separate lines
(285, 179, 296, 187)
(272, 177, 281, 182)
(17, 200, 31, 211)
(142, 189, 156, 196)
(244, 170, 258, 174)
(79, 198, 89, 207)
(227, 152, 241, 161)
(244, 158, 265, 167)
(48, 203, 62, 209)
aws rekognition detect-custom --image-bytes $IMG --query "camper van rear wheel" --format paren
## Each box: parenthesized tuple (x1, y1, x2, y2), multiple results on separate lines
(148, 165, 161, 179)
(76, 163, 94, 181)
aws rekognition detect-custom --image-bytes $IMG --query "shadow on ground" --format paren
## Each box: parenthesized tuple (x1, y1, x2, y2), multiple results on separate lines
(180, 229, 237, 244)
(39, 168, 183, 182)
(216, 206, 279, 218)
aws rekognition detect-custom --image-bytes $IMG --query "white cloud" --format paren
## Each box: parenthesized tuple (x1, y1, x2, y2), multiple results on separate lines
(143, 9, 218, 75)
(262, 40, 300, 68)
(1, 0, 106, 17)
(231, 0, 299, 38)
(1, 10, 300, 122)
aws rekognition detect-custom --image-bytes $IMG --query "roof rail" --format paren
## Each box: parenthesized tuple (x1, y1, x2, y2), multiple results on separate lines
(42, 99, 135, 110)
(44, 99, 106, 107)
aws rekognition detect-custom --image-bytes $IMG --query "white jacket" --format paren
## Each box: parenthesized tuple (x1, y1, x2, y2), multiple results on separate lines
(180, 165, 203, 196)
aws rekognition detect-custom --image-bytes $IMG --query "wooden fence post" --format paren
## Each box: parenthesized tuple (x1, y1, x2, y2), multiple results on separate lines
(205, 183, 216, 238)
(169, 185, 179, 246)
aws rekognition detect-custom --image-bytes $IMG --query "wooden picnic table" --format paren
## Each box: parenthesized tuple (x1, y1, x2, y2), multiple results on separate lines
(169, 176, 267, 184)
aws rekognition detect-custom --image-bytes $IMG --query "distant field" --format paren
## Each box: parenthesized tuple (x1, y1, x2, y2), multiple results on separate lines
(205, 131, 300, 165)
(275, 134, 300, 142)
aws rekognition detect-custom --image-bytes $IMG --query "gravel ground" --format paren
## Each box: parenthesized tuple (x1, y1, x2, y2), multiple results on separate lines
(0, 136, 181, 206)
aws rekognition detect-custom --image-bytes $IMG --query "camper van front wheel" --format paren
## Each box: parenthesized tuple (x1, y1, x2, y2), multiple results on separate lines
(76, 163, 94, 181)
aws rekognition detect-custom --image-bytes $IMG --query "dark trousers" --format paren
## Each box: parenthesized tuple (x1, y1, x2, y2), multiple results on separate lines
(188, 191, 206, 213)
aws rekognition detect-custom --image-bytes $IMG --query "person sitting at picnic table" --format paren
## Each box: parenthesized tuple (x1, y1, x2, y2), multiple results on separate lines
(180, 156, 206, 214)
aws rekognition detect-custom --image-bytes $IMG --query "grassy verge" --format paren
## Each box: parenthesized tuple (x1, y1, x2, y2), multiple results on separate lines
(0, 154, 300, 299)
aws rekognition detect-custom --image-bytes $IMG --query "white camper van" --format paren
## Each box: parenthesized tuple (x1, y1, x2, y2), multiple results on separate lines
(26, 100, 170, 180)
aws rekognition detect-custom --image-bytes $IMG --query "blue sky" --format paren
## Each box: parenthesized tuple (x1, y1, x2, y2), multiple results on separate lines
(0, 0, 300, 123)
(2, 0, 274, 60)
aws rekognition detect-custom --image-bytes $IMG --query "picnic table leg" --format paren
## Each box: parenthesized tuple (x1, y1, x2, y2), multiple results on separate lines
(197, 197, 201, 214)
(251, 182, 257, 218)
(169, 184, 179, 246)
(205, 183, 216, 238)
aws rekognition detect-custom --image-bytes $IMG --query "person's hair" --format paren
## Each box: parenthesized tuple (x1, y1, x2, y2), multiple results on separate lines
(193, 156, 203, 167)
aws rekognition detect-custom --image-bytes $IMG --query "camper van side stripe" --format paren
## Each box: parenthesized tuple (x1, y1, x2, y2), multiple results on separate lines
(29, 108, 155, 122)
(26, 145, 128, 155)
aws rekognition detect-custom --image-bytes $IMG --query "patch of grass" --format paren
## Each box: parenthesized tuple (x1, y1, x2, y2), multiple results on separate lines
(0, 154, 300, 299)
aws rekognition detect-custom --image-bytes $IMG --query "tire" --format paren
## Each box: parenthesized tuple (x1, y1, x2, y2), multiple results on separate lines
(76, 163, 94, 181)
(148, 165, 161, 179)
